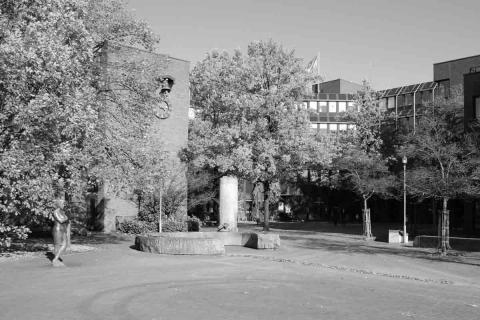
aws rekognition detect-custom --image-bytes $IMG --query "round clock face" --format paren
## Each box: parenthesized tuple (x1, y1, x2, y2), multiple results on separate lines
(155, 101, 170, 119)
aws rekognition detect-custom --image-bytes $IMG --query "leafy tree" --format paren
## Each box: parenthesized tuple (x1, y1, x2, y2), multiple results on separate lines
(335, 82, 395, 239)
(0, 0, 162, 242)
(186, 40, 332, 231)
(399, 100, 479, 255)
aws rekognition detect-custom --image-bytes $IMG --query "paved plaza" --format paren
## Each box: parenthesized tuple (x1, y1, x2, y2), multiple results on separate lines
(1, 224, 480, 320)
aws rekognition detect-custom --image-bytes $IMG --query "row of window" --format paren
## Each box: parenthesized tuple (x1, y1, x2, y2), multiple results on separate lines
(310, 123, 355, 131)
(301, 101, 356, 113)
(379, 90, 434, 110)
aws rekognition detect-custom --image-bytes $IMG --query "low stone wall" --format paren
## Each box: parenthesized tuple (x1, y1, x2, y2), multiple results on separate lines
(135, 235, 225, 255)
(413, 235, 480, 252)
(135, 232, 280, 255)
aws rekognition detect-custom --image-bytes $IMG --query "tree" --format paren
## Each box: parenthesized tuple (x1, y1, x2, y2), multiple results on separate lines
(399, 100, 479, 255)
(186, 40, 333, 231)
(334, 82, 395, 239)
(0, 0, 162, 243)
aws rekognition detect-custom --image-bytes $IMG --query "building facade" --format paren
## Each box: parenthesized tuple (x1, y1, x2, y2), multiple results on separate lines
(304, 79, 363, 133)
(91, 43, 190, 232)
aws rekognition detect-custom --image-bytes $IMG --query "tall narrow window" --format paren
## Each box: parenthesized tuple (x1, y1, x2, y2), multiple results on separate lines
(319, 101, 328, 113)
(475, 96, 480, 120)
(328, 101, 337, 113)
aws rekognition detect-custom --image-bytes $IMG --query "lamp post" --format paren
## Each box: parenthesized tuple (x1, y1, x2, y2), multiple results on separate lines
(402, 155, 407, 243)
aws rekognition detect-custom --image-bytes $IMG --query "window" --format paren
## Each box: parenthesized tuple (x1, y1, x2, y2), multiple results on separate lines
(329, 123, 338, 131)
(348, 124, 356, 130)
(328, 101, 337, 113)
(319, 101, 328, 113)
(310, 123, 318, 130)
(302, 102, 307, 109)
(387, 97, 395, 109)
(339, 123, 347, 131)
(379, 99, 386, 111)
(338, 102, 347, 112)
(475, 96, 480, 119)
(347, 101, 355, 111)
(437, 79, 450, 99)
(319, 123, 328, 130)
(309, 101, 317, 110)
(405, 94, 413, 106)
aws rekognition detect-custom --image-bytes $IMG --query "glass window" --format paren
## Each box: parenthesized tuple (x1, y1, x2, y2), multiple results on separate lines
(405, 94, 413, 106)
(378, 99, 386, 110)
(319, 101, 328, 112)
(338, 102, 347, 112)
(309, 101, 317, 110)
(310, 123, 318, 130)
(387, 97, 395, 109)
(329, 123, 338, 131)
(339, 124, 347, 131)
(475, 97, 480, 119)
(348, 124, 356, 130)
(319, 123, 328, 130)
(328, 101, 337, 113)
(302, 102, 307, 109)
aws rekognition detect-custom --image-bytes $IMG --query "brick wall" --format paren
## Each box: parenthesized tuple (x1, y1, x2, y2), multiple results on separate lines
(434, 55, 480, 89)
(98, 43, 190, 232)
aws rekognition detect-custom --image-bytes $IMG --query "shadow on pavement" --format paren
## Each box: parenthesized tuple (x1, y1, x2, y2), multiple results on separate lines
(280, 234, 480, 267)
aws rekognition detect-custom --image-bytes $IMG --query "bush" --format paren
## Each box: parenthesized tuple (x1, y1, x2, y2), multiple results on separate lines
(187, 216, 201, 232)
(0, 223, 31, 250)
(117, 219, 156, 235)
(162, 220, 187, 232)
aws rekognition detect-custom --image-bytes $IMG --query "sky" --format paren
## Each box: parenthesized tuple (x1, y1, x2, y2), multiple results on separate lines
(127, 0, 480, 90)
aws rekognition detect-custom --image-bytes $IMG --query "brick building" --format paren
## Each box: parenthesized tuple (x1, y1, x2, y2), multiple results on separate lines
(91, 43, 190, 232)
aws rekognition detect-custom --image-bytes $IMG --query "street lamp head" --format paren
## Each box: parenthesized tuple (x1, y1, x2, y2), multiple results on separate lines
(402, 155, 407, 165)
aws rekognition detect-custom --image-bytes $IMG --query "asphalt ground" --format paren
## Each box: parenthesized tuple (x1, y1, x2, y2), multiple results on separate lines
(1, 224, 479, 320)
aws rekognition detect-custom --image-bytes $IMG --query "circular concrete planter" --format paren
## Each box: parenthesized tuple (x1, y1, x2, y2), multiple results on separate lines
(135, 233, 225, 255)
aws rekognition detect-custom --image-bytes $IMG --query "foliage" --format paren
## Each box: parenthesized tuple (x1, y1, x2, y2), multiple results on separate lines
(0, 223, 31, 249)
(187, 216, 201, 232)
(334, 82, 395, 238)
(162, 220, 187, 232)
(399, 98, 479, 254)
(186, 165, 218, 216)
(117, 219, 156, 235)
(186, 40, 335, 231)
(0, 0, 163, 239)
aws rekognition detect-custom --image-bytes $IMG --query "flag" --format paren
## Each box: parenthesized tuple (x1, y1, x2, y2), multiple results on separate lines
(306, 55, 318, 74)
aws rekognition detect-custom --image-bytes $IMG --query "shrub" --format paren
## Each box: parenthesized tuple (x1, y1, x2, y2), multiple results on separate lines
(117, 219, 156, 235)
(187, 216, 201, 232)
(0, 223, 31, 250)
(162, 220, 187, 232)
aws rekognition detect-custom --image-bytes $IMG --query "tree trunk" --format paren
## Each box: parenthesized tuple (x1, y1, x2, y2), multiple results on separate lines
(263, 182, 270, 231)
(362, 196, 373, 239)
(438, 197, 451, 255)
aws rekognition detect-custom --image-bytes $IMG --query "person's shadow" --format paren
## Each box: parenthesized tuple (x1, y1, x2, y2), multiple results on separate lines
(45, 252, 62, 262)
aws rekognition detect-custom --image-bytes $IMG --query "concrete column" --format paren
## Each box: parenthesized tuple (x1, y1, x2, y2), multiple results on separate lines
(219, 175, 238, 232)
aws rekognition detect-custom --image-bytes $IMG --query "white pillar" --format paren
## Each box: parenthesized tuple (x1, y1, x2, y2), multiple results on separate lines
(219, 175, 238, 232)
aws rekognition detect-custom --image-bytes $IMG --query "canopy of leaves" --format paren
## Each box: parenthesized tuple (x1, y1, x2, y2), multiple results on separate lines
(186, 40, 335, 187)
(400, 102, 479, 201)
(0, 0, 162, 227)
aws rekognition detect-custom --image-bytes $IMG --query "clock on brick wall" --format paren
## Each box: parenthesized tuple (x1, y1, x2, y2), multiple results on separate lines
(154, 75, 175, 119)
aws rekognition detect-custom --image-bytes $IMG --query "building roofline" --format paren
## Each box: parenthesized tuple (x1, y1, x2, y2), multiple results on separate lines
(107, 41, 190, 63)
(433, 54, 480, 66)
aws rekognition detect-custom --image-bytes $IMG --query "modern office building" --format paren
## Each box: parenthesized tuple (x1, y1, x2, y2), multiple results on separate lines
(377, 81, 437, 131)
(303, 79, 364, 133)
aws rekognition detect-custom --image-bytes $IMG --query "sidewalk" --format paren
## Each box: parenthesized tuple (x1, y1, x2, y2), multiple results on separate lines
(234, 223, 480, 287)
